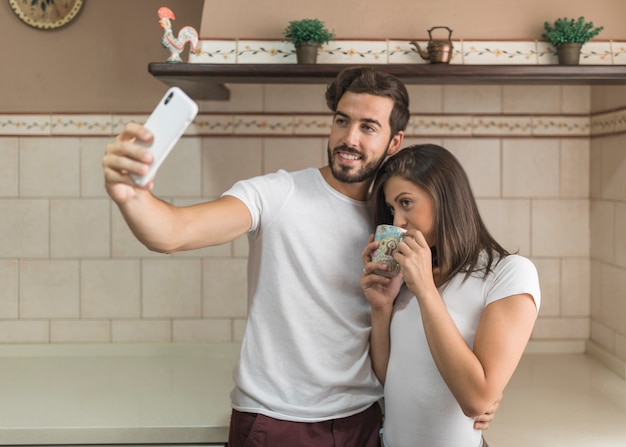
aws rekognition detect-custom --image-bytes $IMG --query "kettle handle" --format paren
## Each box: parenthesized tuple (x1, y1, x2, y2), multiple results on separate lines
(427, 26, 453, 40)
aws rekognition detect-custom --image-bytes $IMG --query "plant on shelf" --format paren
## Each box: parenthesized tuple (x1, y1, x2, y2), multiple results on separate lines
(541, 16, 604, 65)
(283, 18, 335, 64)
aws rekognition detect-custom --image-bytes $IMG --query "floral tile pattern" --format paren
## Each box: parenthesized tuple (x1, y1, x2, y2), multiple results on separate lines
(0, 115, 51, 135)
(318, 40, 388, 64)
(3, 112, 623, 137)
(188, 39, 237, 64)
(532, 116, 590, 136)
(51, 115, 113, 135)
(293, 115, 332, 135)
(188, 39, 626, 65)
(579, 42, 613, 65)
(472, 116, 533, 136)
(612, 41, 626, 65)
(409, 116, 472, 136)
(461, 41, 538, 65)
(236, 40, 295, 64)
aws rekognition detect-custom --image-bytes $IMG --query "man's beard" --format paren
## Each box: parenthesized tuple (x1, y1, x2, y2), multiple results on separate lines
(327, 144, 389, 184)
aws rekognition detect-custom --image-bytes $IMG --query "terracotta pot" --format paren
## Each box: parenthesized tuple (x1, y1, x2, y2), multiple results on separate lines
(295, 42, 320, 64)
(556, 43, 582, 65)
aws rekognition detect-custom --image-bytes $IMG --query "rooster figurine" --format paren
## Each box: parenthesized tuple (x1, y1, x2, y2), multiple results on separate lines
(157, 7, 199, 63)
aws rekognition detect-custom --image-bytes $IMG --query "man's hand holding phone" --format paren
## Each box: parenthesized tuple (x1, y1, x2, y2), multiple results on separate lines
(103, 87, 198, 202)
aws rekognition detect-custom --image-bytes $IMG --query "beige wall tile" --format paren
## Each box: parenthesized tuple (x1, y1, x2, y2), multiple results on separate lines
(0, 138, 18, 197)
(616, 333, 626, 360)
(601, 265, 626, 335)
(477, 199, 531, 255)
(263, 138, 325, 173)
(202, 137, 263, 196)
(111, 320, 171, 342)
(560, 139, 589, 198)
(0, 321, 49, 343)
(19, 137, 80, 197)
(0, 261, 18, 318)
(532, 200, 589, 257)
(80, 137, 110, 198)
(502, 139, 559, 198)
(111, 207, 162, 258)
(615, 203, 626, 269)
(562, 259, 591, 316)
(407, 85, 443, 114)
(50, 199, 110, 258)
(590, 200, 614, 262)
(20, 260, 79, 319)
(233, 318, 247, 341)
(503, 86, 561, 114)
(264, 85, 327, 113)
(50, 320, 111, 343)
(601, 135, 626, 200)
(173, 319, 232, 342)
(561, 86, 590, 114)
(590, 320, 615, 352)
(0, 199, 49, 257)
(142, 259, 202, 318)
(533, 259, 560, 317)
(532, 317, 590, 339)
(443, 85, 502, 114)
(589, 139, 602, 198)
(590, 85, 626, 113)
(232, 235, 249, 258)
(590, 260, 603, 318)
(203, 259, 248, 318)
(150, 138, 203, 197)
(81, 260, 141, 318)
(445, 138, 501, 197)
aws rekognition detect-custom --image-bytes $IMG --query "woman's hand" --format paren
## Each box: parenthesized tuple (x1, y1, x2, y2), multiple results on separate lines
(394, 229, 437, 298)
(360, 235, 404, 311)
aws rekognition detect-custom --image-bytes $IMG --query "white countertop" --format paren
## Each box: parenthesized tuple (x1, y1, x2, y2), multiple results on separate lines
(0, 342, 240, 445)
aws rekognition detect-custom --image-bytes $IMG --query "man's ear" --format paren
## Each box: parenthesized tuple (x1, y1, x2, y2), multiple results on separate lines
(387, 131, 405, 157)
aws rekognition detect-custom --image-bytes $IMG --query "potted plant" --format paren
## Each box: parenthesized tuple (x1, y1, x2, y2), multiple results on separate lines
(283, 18, 335, 64)
(542, 16, 604, 65)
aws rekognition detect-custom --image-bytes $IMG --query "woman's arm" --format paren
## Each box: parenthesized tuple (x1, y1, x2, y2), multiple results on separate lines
(397, 231, 537, 418)
(419, 289, 536, 418)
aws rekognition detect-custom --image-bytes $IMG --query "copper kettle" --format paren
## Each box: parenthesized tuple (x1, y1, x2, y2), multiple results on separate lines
(410, 26, 454, 64)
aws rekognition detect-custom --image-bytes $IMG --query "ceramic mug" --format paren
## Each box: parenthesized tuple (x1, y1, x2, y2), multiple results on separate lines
(372, 224, 407, 277)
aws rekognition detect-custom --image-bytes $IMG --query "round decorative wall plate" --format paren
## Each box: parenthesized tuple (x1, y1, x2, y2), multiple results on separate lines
(9, 0, 84, 30)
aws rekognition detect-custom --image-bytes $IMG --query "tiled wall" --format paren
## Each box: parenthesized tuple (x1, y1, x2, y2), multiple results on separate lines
(1, 80, 625, 352)
(589, 103, 626, 368)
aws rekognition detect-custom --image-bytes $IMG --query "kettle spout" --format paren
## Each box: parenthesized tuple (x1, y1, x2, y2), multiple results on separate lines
(409, 40, 430, 61)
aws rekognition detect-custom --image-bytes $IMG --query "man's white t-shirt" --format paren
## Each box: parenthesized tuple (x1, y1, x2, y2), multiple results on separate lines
(223, 168, 382, 422)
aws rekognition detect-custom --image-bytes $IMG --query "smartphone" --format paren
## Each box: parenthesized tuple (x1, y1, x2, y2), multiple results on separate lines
(131, 86, 198, 186)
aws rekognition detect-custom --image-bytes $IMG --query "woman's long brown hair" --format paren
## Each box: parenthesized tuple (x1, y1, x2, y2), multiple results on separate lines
(370, 144, 510, 287)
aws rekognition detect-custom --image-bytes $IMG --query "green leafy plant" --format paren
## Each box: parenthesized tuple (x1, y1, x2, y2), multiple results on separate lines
(542, 16, 604, 46)
(283, 18, 335, 45)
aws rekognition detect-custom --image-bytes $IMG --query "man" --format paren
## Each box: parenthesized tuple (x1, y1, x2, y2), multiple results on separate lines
(103, 67, 494, 447)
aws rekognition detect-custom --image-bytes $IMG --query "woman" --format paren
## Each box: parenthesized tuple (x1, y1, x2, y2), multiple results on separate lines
(360, 144, 540, 447)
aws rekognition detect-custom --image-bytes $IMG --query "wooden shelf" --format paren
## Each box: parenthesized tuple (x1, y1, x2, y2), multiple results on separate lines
(148, 63, 626, 100)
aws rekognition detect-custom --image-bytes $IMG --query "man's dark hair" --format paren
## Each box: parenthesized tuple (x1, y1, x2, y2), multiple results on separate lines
(325, 66, 410, 137)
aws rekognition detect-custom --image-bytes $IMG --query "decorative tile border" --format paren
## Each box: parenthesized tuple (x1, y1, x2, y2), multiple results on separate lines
(2, 111, 625, 138)
(188, 39, 626, 65)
